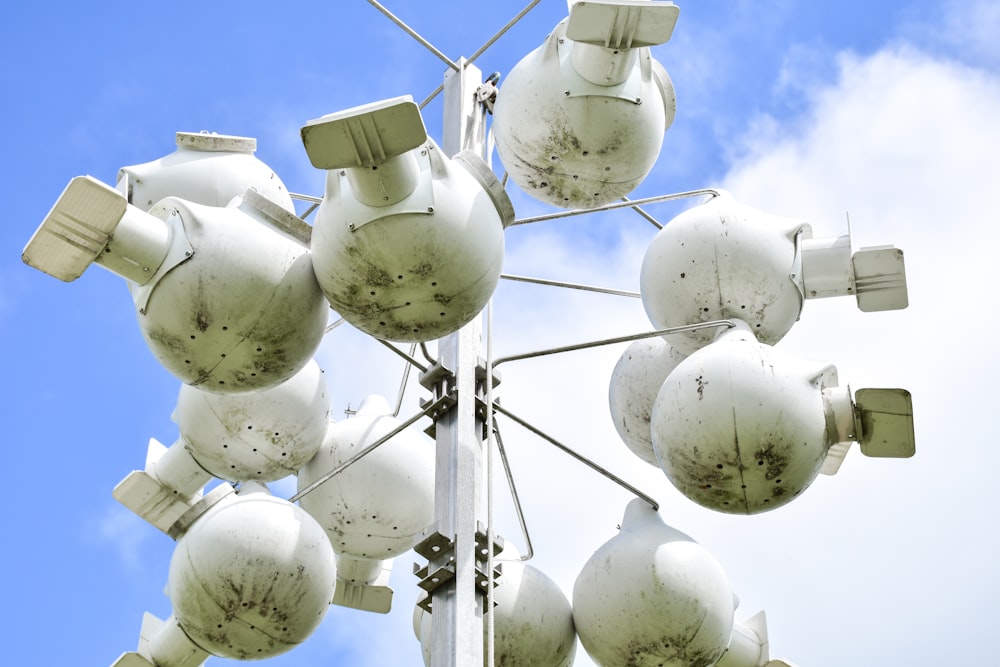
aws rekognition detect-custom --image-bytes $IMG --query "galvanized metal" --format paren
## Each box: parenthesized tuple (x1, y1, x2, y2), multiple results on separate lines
(427, 58, 490, 667)
(492, 320, 736, 367)
(288, 406, 432, 504)
(492, 423, 534, 561)
(508, 187, 722, 226)
(365, 0, 460, 71)
(418, 1, 543, 110)
(493, 402, 659, 511)
(500, 272, 641, 298)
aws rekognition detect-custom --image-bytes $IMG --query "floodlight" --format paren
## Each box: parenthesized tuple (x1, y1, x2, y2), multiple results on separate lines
(640, 191, 909, 354)
(413, 545, 577, 667)
(572, 499, 737, 666)
(22, 175, 328, 392)
(492, 0, 679, 209)
(608, 335, 688, 466)
(116, 131, 295, 213)
(114, 484, 336, 665)
(301, 96, 511, 342)
(651, 323, 915, 514)
(297, 395, 435, 614)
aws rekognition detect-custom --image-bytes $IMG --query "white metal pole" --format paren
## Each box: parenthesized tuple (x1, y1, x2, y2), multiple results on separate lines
(429, 58, 488, 667)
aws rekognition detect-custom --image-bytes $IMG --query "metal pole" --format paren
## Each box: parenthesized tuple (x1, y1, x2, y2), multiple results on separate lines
(428, 57, 488, 667)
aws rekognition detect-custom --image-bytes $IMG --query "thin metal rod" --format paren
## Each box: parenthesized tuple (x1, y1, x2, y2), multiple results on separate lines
(324, 318, 346, 334)
(366, 0, 460, 71)
(420, 83, 445, 110)
(289, 406, 430, 503)
(485, 301, 497, 667)
(493, 403, 659, 511)
(509, 188, 723, 227)
(375, 338, 429, 373)
(622, 195, 664, 229)
(468, 0, 543, 64)
(419, 0, 542, 110)
(288, 192, 322, 203)
(299, 202, 320, 219)
(501, 273, 640, 298)
(289, 192, 322, 220)
(420, 342, 438, 365)
(493, 320, 736, 367)
(492, 421, 534, 561)
(392, 343, 418, 417)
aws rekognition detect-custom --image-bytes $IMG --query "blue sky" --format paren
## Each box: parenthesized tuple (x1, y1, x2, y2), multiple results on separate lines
(2, 1, 998, 665)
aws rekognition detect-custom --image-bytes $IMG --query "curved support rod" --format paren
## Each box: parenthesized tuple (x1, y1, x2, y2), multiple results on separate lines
(621, 195, 664, 229)
(492, 320, 737, 367)
(493, 403, 659, 511)
(420, 342, 438, 365)
(289, 405, 431, 503)
(509, 188, 723, 227)
(392, 343, 419, 417)
(492, 422, 534, 561)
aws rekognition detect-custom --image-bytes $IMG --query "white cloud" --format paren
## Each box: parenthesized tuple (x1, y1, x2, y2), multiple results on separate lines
(710, 38, 1000, 667)
(901, 0, 1000, 67)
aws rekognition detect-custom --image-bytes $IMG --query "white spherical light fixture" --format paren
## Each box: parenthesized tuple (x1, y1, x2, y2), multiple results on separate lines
(640, 192, 809, 355)
(573, 499, 735, 667)
(492, 1, 678, 209)
(302, 96, 510, 342)
(166, 487, 336, 660)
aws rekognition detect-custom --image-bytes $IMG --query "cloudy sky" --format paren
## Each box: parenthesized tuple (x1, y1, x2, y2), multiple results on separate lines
(2, 0, 997, 665)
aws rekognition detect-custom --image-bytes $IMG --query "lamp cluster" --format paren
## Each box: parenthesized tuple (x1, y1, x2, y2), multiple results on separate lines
(20, 1, 915, 666)
(610, 192, 914, 514)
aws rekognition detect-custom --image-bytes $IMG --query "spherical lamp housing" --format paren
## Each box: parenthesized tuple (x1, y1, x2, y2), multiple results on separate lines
(492, 4, 677, 209)
(22, 178, 327, 393)
(640, 192, 811, 355)
(129, 191, 328, 392)
(117, 131, 295, 214)
(297, 395, 435, 565)
(608, 336, 688, 466)
(174, 359, 330, 482)
(302, 97, 510, 342)
(166, 488, 336, 660)
(414, 547, 576, 667)
(573, 499, 734, 667)
(651, 326, 837, 514)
